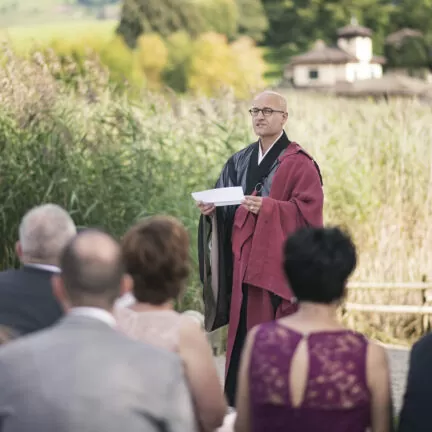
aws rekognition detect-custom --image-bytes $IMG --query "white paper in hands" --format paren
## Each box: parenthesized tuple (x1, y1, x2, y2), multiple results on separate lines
(192, 186, 244, 206)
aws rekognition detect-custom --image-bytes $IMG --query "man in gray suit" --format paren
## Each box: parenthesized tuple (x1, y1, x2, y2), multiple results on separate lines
(0, 229, 197, 432)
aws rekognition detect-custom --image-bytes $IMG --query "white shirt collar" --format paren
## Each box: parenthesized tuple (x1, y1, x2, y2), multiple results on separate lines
(25, 263, 60, 273)
(115, 292, 136, 308)
(258, 131, 283, 165)
(68, 307, 116, 328)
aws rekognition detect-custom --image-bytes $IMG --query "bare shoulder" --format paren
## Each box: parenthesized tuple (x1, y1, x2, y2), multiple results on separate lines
(178, 315, 207, 346)
(366, 340, 390, 387)
(367, 340, 389, 365)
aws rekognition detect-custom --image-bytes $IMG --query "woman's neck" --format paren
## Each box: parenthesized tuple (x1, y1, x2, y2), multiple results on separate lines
(295, 302, 340, 325)
(130, 300, 174, 312)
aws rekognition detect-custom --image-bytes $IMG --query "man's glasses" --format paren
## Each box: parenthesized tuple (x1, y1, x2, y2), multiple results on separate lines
(249, 108, 285, 117)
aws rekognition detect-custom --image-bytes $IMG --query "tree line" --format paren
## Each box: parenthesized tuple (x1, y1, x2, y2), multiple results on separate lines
(116, 0, 432, 69)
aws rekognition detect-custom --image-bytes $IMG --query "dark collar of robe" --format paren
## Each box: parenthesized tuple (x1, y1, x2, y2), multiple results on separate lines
(245, 131, 291, 195)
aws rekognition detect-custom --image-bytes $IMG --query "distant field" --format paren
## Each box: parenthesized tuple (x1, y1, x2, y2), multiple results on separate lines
(0, 0, 120, 27)
(0, 20, 117, 52)
(0, 0, 84, 28)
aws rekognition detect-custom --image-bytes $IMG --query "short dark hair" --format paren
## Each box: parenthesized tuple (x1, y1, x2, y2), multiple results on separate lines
(283, 226, 357, 304)
(60, 229, 125, 306)
(122, 215, 190, 305)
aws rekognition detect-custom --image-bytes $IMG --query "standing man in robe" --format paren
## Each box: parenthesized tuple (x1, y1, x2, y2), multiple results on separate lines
(197, 91, 324, 406)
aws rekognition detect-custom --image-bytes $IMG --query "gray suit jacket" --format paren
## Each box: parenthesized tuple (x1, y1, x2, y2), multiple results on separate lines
(0, 314, 197, 432)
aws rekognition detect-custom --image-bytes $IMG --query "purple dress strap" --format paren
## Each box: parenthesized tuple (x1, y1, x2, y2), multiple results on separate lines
(249, 321, 371, 432)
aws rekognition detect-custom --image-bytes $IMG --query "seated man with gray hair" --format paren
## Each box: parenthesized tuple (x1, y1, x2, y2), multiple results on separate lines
(0, 229, 197, 432)
(0, 204, 76, 335)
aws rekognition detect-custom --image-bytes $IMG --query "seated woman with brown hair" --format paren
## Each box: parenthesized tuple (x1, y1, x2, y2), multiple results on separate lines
(114, 215, 227, 432)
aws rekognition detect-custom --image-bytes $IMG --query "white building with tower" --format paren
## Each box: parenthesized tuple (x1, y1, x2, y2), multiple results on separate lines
(285, 19, 386, 88)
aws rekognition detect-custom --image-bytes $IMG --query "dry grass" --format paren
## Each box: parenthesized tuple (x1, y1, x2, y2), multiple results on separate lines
(282, 90, 432, 343)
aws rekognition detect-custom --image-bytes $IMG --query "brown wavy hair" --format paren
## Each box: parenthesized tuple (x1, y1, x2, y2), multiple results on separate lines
(121, 215, 191, 305)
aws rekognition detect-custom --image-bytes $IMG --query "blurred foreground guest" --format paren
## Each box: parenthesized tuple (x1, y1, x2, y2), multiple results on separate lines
(115, 216, 227, 432)
(398, 333, 432, 431)
(235, 227, 393, 432)
(0, 229, 197, 432)
(0, 204, 76, 335)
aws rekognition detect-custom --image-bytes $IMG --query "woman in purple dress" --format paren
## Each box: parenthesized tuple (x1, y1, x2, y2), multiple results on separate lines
(234, 227, 393, 432)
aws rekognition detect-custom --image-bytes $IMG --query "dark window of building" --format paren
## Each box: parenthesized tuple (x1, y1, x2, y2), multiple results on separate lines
(309, 69, 319, 79)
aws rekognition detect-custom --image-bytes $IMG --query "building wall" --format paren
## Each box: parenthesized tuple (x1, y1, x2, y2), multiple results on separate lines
(293, 64, 347, 87)
(346, 62, 382, 81)
(372, 64, 383, 79)
(337, 36, 372, 62)
(293, 62, 383, 87)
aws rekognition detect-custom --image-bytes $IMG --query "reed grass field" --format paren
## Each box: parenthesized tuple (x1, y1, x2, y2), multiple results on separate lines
(0, 46, 431, 341)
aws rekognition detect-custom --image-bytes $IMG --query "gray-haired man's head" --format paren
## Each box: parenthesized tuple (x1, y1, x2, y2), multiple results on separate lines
(16, 204, 77, 267)
(51, 229, 132, 311)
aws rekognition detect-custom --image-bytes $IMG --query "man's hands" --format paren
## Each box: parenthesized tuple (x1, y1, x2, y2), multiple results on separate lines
(197, 201, 216, 216)
(242, 195, 263, 215)
(197, 195, 263, 216)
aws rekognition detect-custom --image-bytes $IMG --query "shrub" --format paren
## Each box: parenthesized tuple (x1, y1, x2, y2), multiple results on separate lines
(3, 23, 267, 98)
(187, 32, 265, 98)
(97, 35, 145, 91)
(234, 0, 268, 42)
(117, 0, 239, 48)
(163, 31, 194, 93)
(187, 33, 238, 97)
(193, 0, 238, 40)
(116, 0, 207, 48)
(230, 36, 266, 96)
(384, 34, 431, 69)
(28, 35, 145, 92)
(135, 33, 168, 89)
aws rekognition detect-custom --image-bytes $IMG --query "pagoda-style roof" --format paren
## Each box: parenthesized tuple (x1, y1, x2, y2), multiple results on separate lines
(290, 40, 357, 65)
(385, 28, 424, 46)
(289, 40, 385, 66)
(337, 18, 372, 38)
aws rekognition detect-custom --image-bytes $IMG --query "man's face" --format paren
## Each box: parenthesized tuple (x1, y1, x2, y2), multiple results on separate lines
(250, 93, 288, 138)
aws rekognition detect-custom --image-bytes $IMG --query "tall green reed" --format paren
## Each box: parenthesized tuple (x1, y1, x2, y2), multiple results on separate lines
(1, 45, 432, 320)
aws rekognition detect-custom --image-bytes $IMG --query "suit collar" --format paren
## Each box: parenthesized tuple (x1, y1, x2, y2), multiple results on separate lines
(23, 263, 60, 274)
(59, 313, 118, 332)
(68, 307, 116, 328)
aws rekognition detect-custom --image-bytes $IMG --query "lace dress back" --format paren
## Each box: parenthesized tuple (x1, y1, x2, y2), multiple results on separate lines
(114, 306, 186, 353)
(249, 321, 371, 432)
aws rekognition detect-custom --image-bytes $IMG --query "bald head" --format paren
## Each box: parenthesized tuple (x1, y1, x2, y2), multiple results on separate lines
(57, 230, 127, 308)
(250, 90, 288, 140)
(18, 204, 76, 266)
(253, 91, 287, 112)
